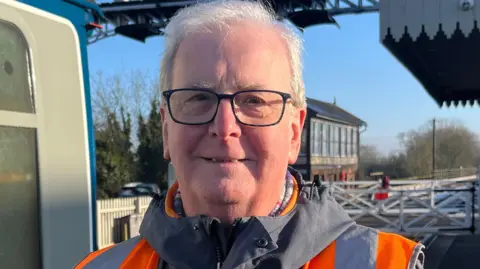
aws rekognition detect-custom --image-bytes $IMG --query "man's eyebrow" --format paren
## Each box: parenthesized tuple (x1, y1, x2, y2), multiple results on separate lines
(234, 83, 269, 90)
(184, 82, 215, 88)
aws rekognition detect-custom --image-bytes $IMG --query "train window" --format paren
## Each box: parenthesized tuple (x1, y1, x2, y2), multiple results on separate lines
(0, 20, 40, 269)
(0, 126, 40, 269)
(0, 20, 35, 113)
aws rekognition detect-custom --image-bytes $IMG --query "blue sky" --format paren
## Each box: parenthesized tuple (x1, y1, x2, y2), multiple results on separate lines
(87, 13, 478, 154)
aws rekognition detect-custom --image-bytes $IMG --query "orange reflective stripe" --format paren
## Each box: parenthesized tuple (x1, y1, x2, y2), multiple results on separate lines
(74, 245, 115, 269)
(74, 238, 159, 269)
(376, 232, 418, 269)
(304, 241, 336, 269)
(120, 238, 159, 269)
(304, 228, 419, 269)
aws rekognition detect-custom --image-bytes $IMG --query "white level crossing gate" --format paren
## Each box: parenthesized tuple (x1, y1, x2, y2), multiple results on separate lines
(326, 175, 480, 241)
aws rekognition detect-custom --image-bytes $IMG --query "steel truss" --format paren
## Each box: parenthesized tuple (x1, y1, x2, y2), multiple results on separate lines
(88, 0, 379, 44)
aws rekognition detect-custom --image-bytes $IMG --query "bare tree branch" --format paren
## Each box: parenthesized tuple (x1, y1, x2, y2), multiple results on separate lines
(90, 69, 160, 145)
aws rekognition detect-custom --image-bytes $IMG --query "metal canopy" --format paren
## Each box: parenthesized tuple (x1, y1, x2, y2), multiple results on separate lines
(89, 0, 379, 43)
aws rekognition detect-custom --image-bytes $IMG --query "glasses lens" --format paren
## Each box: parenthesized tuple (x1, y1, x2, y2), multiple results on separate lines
(169, 90, 218, 124)
(234, 91, 285, 125)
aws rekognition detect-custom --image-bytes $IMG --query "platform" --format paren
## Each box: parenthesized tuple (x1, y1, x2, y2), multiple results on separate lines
(424, 234, 480, 269)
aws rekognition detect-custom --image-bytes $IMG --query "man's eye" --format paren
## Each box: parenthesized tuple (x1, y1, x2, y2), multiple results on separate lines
(188, 94, 210, 101)
(242, 96, 265, 105)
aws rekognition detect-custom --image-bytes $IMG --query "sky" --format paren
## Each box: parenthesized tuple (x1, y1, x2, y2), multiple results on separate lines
(87, 13, 479, 155)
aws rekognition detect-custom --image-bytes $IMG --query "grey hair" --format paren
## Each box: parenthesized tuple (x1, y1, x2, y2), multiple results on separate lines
(159, 0, 306, 107)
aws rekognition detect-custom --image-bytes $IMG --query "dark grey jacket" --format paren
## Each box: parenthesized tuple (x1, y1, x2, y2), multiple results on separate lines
(79, 169, 425, 269)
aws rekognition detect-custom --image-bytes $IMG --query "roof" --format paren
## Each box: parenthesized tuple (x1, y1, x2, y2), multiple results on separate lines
(306, 97, 366, 126)
(382, 25, 480, 108)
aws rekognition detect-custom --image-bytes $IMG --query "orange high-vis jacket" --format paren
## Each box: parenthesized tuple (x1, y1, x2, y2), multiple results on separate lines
(76, 228, 423, 269)
(76, 177, 424, 269)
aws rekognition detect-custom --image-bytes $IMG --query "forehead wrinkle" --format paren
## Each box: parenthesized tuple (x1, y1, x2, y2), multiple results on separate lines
(216, 22, 283, 83)
(175, 22, 291, 93)
(188, 30, 270, 92)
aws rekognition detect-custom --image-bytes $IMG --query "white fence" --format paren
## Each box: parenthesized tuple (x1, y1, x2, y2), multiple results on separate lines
(96, 171, 480, 248)
(96, 196, 152, 249)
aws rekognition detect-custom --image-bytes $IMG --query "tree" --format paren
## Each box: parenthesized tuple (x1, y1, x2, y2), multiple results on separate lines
(136, 98, 169, 190)
(90, 69, 159, 138)
(358, 144, 411, 179)
(91, 69, 161, 197)
(398, 118, 480, 177)
(383, 152, 410, 179)
(358, 144, 385, 180)
(95, 107, 136, 198)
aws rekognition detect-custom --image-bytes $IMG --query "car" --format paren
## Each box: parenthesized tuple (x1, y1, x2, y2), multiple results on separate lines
(117, 182, 161, 197)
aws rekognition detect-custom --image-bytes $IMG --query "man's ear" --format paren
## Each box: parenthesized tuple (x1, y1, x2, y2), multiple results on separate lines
(288, 106, 307, 164)
(160, 105, 171, 160)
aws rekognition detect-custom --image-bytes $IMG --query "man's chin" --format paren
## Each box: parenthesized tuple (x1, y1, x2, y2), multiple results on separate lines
(199, 201, 246, 223)
(203, 192, 242, 206)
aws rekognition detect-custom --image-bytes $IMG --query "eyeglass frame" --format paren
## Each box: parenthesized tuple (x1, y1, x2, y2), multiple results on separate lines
(162, 88, 293, 127)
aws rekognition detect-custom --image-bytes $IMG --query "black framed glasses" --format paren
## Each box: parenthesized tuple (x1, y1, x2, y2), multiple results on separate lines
(162, 88, 292, 126)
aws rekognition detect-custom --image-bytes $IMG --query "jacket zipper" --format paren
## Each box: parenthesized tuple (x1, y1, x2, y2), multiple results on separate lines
(212, 220, 223, 269)
(212, 220, 237, 269)
(215, 245, 222, 269)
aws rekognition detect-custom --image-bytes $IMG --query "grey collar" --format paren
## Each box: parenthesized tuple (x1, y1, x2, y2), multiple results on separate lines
(140, 169, 355, 269)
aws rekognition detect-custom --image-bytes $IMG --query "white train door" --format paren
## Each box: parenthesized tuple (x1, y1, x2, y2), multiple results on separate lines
(0, 1, 93, 268)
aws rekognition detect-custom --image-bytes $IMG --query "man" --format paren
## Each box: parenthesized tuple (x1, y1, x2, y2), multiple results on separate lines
(76, 0, 425, 268)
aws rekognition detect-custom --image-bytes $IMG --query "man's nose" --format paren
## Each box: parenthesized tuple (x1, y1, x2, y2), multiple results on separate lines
(208, 99, 241, 138)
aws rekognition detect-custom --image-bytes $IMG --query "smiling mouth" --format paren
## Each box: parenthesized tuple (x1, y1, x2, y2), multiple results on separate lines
(201, 157, 247, 163)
